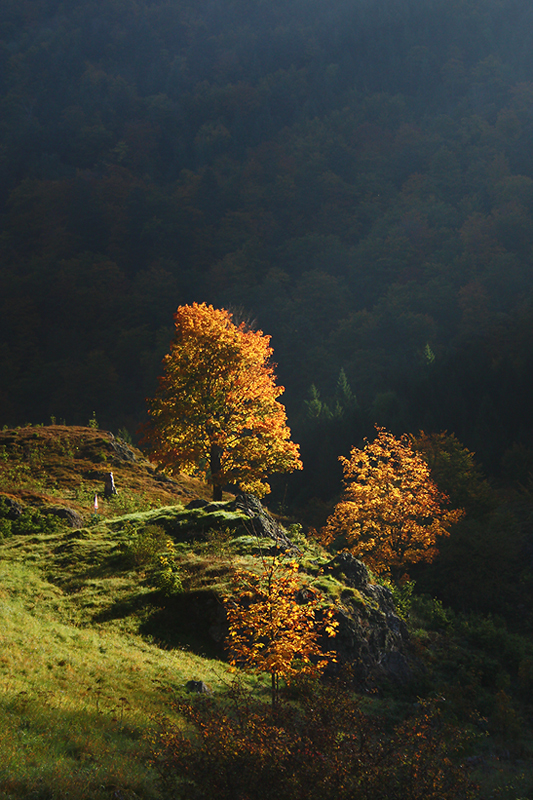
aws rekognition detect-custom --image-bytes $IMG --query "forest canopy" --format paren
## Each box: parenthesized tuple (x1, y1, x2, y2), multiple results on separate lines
(1, 0, 533, 494)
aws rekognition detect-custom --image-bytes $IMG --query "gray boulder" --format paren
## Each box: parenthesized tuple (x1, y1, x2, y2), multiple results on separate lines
(185, 680, 212, 694)
(324, 552, 412, 687)
(107, 434, 137, 463)
(228, 494, 299, 553)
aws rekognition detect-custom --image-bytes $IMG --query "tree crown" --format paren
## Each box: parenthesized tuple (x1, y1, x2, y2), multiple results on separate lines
(322, 427, 464, 579)
(143, 302, 302, 498)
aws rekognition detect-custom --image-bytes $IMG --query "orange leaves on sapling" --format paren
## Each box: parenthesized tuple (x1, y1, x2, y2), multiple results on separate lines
(225, 557, 338, 703)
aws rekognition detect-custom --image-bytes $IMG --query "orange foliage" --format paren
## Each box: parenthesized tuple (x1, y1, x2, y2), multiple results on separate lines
(143, 303, 302, 499)
(322, 427, 464, 579)
(225, 557, 338, 705)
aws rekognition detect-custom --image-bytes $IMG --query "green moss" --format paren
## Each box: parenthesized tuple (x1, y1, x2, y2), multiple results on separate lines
(299, 554, 330, 575)
(340, 586, 366, 605)
(229, 535, 283, 555)
(107, 504, 250, 541)
(309, 575, 345, 599)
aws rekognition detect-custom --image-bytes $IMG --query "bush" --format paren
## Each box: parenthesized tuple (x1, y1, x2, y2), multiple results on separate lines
(124, 524, 170, 568)
(122, 525, 184, 596)
(0, 517, 12, 539)
(2, 507, 64, 536)
(150, 683, 476, 800)
(153, 541, 184, 596)
(411, 594, 455, 631)
(457, 614, 530, 673)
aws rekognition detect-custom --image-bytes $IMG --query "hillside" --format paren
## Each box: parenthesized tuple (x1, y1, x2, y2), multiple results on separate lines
(1, 424, 533, 798)
(3, 0, 533, 794)
(2, 0, 533, 497)
(0, 424, 410, 797)
(0, 423, 222, 512)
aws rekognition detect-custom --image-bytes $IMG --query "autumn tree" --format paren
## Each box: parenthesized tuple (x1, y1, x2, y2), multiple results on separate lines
(410, 430, 494, 518)
(225, 557, 338, 705)
(143, 303, 302, 500)
(322, 427, 464, 580)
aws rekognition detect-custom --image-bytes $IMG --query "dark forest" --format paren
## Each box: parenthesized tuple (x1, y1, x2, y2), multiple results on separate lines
(3, 0, 533, 489)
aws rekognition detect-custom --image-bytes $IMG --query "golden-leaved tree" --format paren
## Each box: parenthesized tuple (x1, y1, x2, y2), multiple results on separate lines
(322, 427, 464, 580)
(143, 303, 302, 499)
(225, 557, 338, 705)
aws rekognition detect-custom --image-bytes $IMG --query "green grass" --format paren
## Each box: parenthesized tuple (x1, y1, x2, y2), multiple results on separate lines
(0, 521, 245, 799)
(0, 493, 351, 798)
(0, 477, 294, 800)
(105, 504, 256, 541)
(0, 427, 329, 797)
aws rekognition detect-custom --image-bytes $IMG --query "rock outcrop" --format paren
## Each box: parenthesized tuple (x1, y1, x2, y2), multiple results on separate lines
(324, 552, 412, 686)
(178, 497, 412, 687)
(183, 493, 299, 552)
(229, 494, 298, 552)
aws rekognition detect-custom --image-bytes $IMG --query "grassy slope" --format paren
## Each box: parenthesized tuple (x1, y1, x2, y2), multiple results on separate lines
(0, 426, 251, 799)
(2, 425, 533, 798)
(0, 424, 222, 513)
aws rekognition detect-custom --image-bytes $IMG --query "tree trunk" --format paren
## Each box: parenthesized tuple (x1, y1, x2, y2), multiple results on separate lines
(210, 444, 223, 501)
(271, 671, 278, 707)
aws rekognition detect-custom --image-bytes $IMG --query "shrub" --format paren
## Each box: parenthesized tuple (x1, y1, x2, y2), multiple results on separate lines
(9, 509, 64, 536)
(122, 524, 184, 596)
(150, 685, 476, 800)
(153, 540, 184, 596)
(124, 524, 170, 568)
(0, 517, 12, 539)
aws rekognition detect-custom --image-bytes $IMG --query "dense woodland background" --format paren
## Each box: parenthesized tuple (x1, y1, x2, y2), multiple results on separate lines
(2, 0, 533, 508)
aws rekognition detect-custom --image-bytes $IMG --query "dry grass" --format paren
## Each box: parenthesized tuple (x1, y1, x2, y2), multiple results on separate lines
(0, 424, 227, 517)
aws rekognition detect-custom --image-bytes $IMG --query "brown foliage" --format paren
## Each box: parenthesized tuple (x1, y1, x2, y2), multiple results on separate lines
(150, 685, 476, 800)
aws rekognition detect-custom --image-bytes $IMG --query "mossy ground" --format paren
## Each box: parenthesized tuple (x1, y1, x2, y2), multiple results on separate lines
(0, 425, 268, 798)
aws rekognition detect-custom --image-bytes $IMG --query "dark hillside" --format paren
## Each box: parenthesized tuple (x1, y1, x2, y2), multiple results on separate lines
(2, 0, 533, 492)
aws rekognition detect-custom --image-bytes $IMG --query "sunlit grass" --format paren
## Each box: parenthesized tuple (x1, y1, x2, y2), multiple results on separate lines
(0, 529, 238, 799)
(3, 425, 533, 798)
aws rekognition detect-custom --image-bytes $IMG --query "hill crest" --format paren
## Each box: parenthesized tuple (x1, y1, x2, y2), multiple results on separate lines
(0, 424, 219, 520)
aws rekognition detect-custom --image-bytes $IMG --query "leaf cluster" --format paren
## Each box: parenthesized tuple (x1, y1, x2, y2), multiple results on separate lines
(323, 428, 464, 579)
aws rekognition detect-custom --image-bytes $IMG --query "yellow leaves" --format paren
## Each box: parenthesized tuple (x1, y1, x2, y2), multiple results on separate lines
(225, 556, 338, 704)
(144, 302, 302, 499)
(322, 427, 465, 579)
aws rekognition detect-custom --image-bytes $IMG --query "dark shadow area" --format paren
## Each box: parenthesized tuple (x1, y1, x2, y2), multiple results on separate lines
(139, 590, 226, 659)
